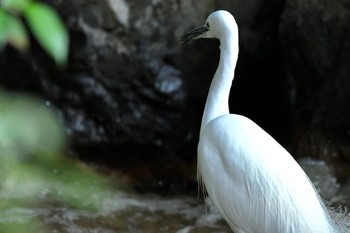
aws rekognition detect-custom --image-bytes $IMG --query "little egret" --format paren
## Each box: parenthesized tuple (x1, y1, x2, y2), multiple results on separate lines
(179, 10, 338, 233)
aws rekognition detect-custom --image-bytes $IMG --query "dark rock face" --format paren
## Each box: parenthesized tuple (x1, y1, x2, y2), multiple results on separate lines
(55, 0, 196, 151)
(1, 1, 207, 151)
(0, 0, 214, 190)
(1, 0, 350, 190)
(280, 0, 350, 178)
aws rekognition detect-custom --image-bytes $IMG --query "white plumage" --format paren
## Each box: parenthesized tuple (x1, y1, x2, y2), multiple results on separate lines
(180, 10, 338, 233)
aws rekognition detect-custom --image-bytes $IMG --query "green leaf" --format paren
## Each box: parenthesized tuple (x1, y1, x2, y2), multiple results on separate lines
(0, 8, 28, 50)
(0, 93, 66, 156)
(1, 0, 32, 13)
(24, 2, 69, 66)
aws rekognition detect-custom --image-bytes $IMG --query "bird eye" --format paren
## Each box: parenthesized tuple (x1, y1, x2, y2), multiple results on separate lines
(206, 22, 210, 28)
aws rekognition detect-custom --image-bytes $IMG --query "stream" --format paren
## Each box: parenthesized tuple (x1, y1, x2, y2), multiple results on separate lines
(0, 191, 230, 233)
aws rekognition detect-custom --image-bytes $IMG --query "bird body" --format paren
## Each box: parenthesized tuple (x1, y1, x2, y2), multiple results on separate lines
(180, 10, 338, 233)
(198, 114, 335, 232)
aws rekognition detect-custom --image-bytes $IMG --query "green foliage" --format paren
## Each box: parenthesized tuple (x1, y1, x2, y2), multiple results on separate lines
(1, 0, 31, 12)
(0, 8, 28, 50)
(0, 93, 65, 156)
(0, 0, 69, 66)
(24, 2, 68, 66)
(0, 92, 114, 232)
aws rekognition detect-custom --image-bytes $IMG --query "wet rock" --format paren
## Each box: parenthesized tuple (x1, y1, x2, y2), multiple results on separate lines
(298, 158, 340, 200)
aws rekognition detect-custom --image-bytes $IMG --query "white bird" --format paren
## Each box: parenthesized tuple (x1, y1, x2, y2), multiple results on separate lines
(179, 10, 338, 233)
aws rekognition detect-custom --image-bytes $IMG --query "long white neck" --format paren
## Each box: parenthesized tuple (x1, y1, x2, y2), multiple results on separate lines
(200, 33, 239, 133)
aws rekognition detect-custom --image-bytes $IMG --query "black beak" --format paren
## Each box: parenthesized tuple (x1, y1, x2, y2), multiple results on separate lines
(178, 26, 209, 44)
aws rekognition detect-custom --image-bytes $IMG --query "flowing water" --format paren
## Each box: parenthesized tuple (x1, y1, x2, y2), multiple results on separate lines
(0, 191, 231, 233)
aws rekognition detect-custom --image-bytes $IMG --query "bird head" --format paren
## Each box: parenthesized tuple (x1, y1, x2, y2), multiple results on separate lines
(179, 10, 237, 44)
